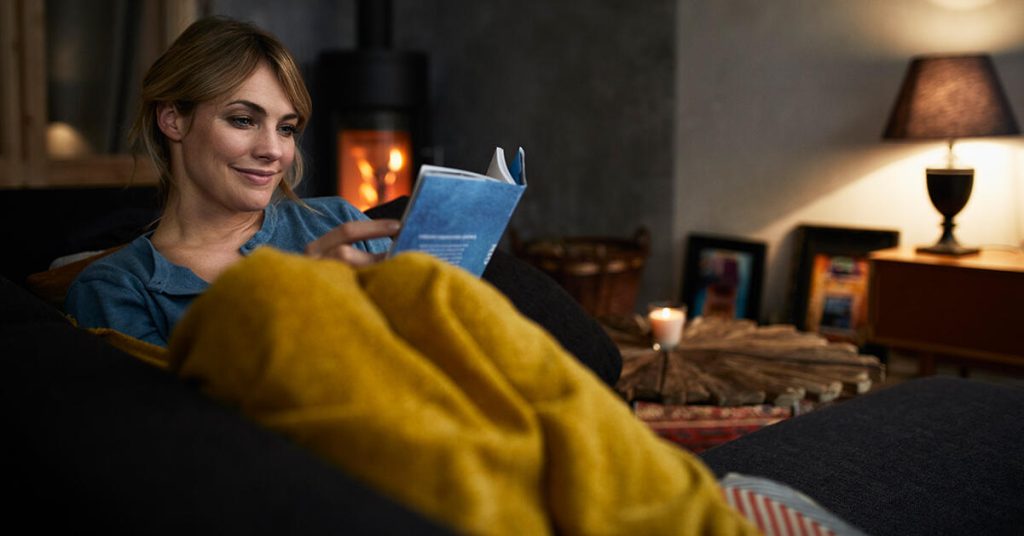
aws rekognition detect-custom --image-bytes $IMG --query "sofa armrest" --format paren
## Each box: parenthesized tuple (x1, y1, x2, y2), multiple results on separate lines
(700, 377, 1024, 536)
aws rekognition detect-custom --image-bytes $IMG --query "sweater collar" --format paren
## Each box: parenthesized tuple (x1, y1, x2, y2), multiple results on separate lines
(144, 204, 276, 295)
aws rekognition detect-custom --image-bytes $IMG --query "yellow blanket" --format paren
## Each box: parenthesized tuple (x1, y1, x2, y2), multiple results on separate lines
(167, 248, 758, 535)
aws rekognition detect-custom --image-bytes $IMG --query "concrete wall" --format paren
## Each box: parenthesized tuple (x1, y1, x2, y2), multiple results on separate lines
(211, 0, 1024, 320)
(676, 0, 1024, 322)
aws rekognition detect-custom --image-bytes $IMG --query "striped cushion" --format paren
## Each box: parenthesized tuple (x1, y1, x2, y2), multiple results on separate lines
(720, 474, 866, 536)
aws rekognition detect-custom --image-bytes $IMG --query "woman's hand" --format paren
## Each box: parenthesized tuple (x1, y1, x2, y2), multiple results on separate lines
(305, 219, 400, 267)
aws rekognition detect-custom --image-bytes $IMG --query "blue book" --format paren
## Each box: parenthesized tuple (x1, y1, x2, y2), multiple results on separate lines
(389, 147, 527, 276)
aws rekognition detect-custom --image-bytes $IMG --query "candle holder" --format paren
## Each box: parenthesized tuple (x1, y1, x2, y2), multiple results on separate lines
(647, 301, 687, 398)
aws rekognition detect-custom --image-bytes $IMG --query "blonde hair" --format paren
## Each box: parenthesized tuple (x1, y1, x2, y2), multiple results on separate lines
(130, 16, 312, 205)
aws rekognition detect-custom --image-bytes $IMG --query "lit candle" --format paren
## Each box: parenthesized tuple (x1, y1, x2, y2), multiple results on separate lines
(648, 306, 686, 350)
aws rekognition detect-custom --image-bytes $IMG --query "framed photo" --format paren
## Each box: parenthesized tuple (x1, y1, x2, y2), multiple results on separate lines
(788, 225, 899, 344)
(681, 234, 766, 321)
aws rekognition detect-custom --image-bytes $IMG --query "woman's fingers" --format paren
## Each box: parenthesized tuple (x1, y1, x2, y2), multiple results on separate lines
(305, 219, 400, 261)
(319, 246, 388, 267)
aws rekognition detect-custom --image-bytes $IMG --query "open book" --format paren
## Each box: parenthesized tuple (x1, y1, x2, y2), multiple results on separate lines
(389, 147, 527, 276)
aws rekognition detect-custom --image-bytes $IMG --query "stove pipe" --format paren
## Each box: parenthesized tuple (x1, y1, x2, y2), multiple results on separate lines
(315, 0, 429, 207)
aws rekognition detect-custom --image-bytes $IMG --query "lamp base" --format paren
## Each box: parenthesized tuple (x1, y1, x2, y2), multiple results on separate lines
(916, 243, 979, 256)
(917, 168, 979, 257)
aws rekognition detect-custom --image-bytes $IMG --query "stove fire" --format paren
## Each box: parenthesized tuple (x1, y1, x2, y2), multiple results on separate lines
(339, 129, 411, 210)
(315, 0, 429, 205)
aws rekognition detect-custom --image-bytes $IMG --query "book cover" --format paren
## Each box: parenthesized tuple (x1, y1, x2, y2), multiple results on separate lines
(389, 147, 527, 276)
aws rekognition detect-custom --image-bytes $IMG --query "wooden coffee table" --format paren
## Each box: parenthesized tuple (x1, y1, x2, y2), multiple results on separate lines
(603, 316, 884, 451)
(606, 315, 885, 407)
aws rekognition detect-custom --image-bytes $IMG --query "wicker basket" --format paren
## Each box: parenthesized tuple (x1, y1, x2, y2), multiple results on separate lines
(512, 228, 650, 317)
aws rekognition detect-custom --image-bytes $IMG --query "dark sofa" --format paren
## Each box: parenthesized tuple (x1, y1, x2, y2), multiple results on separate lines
(4, 187, 1024, 534)
(2, 274, 450, 534)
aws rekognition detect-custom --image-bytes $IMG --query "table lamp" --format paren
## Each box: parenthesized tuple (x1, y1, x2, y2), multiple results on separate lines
(883, 54, 1020, 256)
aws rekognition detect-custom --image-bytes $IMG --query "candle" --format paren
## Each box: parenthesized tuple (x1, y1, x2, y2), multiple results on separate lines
(648, 306, 685, 350)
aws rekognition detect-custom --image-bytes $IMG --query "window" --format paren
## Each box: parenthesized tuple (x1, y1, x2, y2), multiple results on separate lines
(0, 0, 199, 188)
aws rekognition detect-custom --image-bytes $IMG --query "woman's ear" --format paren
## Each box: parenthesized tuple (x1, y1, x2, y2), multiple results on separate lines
(156, 103, 186, 142)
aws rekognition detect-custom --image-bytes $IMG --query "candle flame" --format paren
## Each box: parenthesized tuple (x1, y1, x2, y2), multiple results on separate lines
(655, 307, 673, 319)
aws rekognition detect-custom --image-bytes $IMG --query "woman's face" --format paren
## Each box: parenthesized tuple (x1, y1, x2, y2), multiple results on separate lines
(175, 62, 299, 214)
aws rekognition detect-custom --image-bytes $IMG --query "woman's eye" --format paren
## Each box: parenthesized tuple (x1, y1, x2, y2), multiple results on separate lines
(278, 124, 298, 137)
(229, 116, 254, 128)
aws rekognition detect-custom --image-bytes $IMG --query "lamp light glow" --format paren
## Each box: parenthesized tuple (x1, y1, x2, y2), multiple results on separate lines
(883, 54, 1020, 255)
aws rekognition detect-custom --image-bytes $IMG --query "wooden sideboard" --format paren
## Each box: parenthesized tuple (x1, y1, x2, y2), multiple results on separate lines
(868, 247, 1024, 374)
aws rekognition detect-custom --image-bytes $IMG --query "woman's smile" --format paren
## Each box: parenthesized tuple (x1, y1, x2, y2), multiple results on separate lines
(232, 165, 279, 187)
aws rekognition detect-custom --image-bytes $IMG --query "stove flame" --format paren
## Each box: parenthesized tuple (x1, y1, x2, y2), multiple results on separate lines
(338, 129, 413, 210)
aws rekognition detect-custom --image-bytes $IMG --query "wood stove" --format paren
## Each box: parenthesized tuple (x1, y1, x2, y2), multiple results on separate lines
(316, 0, 429, 209)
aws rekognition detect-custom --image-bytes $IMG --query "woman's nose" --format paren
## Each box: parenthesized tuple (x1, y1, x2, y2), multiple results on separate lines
(253, 127, 284, 161)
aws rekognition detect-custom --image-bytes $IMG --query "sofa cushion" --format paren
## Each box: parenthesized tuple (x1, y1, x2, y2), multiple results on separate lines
(25, 246, 124, 308)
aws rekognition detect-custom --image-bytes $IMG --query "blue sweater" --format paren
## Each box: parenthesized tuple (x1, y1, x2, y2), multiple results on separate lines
(65, 197, 390, 347)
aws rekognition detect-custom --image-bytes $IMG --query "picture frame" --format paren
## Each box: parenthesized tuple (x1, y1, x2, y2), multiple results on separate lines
(681, 234, 767, 322)
(788, 225, 900, 345)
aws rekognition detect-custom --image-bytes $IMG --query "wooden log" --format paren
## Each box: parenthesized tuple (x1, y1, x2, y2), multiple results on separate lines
(614, 348, 660, 400)
(680, 350, 765, 406)
(672, 358, 711, 404)
(713, 348, 885, 383)
(713, 356, 807, 407)
(658, 352, 687, 405)
(683, 317, 820, 346)
(718, 354, 874, 397)
(681, 317, 758, 342)
(618, 347, 659, 378)
(749, 362, 844, 402)
(801, 363, 874, 395)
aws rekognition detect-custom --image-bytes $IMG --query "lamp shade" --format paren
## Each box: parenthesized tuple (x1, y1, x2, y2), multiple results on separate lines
(883, 54, 1020, 140)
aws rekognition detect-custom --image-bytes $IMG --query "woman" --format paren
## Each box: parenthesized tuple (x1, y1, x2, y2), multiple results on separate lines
(65, 16, 400, 346)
